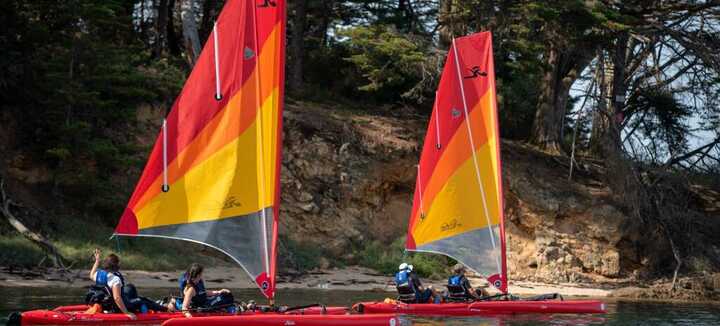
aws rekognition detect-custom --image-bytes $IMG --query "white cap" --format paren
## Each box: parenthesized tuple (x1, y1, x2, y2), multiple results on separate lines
(398, 263, 408, 271)
(408, 264, 414, 271)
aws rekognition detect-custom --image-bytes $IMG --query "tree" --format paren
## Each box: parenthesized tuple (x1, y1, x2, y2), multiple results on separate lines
(181, 0, 202, 67)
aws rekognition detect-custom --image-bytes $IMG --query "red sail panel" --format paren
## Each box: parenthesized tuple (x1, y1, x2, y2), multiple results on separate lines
(406, 32, 507, 293)
(115, 0, 286, 300)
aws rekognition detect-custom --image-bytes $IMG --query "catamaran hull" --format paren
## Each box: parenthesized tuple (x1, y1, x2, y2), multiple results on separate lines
(353, 300, 606, 315)
(13, 305, 349, 325)
(161, 314, 403, 326)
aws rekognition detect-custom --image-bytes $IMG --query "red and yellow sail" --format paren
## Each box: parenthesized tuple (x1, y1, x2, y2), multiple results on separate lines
(114, 0, 286, 299)
(406, 32, 508, 293)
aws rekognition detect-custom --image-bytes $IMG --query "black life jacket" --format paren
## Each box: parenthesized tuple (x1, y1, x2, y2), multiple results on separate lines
(179, 273, 208, 307)
(85, 269, 126, 309)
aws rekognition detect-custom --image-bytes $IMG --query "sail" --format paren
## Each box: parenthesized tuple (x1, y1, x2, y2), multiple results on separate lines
(114, 0, 286, 299)
(406, 32, 508, 293)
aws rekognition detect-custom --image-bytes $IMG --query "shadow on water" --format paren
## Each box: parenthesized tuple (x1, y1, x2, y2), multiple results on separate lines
(1, 287, 719, 325)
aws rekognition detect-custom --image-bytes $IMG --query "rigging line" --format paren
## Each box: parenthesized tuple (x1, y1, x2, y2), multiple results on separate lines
(162, 119, 169, 192)
(416, 164, 425, 218)
(251, 0, 271, 278)
(213, 22, 222, 100)
(451, 38, 501, 275)
(434, 91, 441, 149)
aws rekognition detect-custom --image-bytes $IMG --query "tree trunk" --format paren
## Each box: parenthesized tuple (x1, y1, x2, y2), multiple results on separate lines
(181, 0, 201, 67)
(155, 0, 169, 57)
(529, 44, 591, 153)
(289, 0, 307, 94)
(199, 0, 219, 43)
(167, 0, 182, 56)
(438, 0, 454, 49)
(0, 179, 66, 269)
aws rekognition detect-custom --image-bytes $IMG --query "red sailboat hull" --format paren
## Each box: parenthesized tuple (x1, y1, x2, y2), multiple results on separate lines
(161, 314, 402, 326)
(353, 300, 606, 316)
(17, 305, 349, 325)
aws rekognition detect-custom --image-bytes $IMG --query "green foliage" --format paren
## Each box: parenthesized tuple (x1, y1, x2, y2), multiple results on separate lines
(0, 216, 223, 271)
(279, 237, 323, 272)
(357, 237, 453, 279)
(340, 25, 434, 103)
(2, 0, 184, 221)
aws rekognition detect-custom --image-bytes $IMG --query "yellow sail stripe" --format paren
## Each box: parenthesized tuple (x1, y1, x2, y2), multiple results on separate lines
(132, 24, 281, 213)
(136, 88, 280, 229)
(411, 142, 501, 246)
(413, 91, 496, 224)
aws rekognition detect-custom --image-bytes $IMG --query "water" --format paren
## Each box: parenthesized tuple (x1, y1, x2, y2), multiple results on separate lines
(1, 287, 718, 325)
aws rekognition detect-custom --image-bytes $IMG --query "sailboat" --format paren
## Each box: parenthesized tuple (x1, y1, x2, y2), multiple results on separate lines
(353, 32, 606, 315)
(11, 1, 401, 325)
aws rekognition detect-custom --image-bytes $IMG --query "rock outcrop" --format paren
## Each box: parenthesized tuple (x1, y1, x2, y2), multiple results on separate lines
(278, 101, 720, 285)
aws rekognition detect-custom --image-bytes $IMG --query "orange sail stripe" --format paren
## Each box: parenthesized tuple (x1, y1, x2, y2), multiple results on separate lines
(126, 7, 282, 211)
(409, 91, 495, 231)
(409, 38, 491, 225)
(131, 27, 281, 213)
(115, 0, 287, 300)
(406, 31, 507, 293)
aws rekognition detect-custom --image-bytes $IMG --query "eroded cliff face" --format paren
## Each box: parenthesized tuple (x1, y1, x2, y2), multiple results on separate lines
(278, 101, 720, 283)
(3, 99, 718, 285)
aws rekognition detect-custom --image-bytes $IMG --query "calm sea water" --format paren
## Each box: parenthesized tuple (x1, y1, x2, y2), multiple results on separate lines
(1, 287, 718, 325)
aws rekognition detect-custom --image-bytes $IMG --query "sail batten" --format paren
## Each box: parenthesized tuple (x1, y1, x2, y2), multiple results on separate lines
(407, 32, 507, 293)
(115, 0, 286, 300)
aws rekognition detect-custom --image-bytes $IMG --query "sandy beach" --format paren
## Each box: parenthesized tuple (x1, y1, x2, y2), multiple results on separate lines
(0, 265, 610, 298)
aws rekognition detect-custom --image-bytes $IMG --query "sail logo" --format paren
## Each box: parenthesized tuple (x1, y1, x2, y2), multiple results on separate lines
(223, 196, 243, 209)
(258, 0, 277, 7)
(244, 47, 255, 59)
(463, 66, 487, 79)
(441, 218, 462, 232)
(451, 108, 462, 119)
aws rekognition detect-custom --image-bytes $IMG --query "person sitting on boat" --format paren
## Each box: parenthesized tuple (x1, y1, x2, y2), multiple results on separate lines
(395, 263, 440, 304)
(167, 263, 235, 317)
(446, 263, 489, 301)
(88, 249, 136, 319)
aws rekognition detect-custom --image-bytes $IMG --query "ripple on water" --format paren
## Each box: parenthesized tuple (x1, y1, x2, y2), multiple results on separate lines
(1, 287, 719, 325)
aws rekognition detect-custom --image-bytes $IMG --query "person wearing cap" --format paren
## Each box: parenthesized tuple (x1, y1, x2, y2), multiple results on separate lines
(448, 263, 488, 300)
(395, 263, 440, 303)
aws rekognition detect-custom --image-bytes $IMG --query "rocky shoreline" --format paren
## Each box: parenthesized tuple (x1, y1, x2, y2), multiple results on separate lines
(2, 266, 718, 303)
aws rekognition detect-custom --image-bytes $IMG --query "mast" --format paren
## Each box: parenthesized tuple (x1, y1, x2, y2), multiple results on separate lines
(251, 0, 272, 304)
(405, 32, 507, 293)
(451, 38, 502, 278)
(114, 0, 286, 301)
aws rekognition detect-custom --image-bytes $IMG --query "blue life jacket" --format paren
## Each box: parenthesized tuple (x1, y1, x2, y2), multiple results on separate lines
(395, 270, 419, 295)
(448, 275, 464, 286)
(95, 269, 125, 291)
(448, 274, 473, 297)
(179, 273, 208, 307)
(395, 270, 410, 287)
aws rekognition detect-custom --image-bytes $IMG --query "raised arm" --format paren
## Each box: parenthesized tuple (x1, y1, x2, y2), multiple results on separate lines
(89, 248, 100, 281)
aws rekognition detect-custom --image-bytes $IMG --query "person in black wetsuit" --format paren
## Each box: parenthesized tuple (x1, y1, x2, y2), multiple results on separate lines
(87, 249, 167, 317)
(447, 264, 489, 300)
(395, 263, 440, 303)
(167, 263, 234, 317)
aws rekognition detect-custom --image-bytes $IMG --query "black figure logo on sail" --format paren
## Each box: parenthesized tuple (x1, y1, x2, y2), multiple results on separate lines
(223, 196, 242, 210)
(258, 0, 276, 7)
(441, 218, 462, 232)
(463, 66, 487, 79)
(261, 281, 269, 290)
